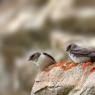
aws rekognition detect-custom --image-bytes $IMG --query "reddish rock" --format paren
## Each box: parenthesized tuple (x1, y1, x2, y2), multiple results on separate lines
(31, 61, 95, 95)
(31, 61, 82, 95)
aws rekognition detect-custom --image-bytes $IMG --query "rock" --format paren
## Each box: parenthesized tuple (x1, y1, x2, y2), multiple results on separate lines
(31, 61, 95, 95)
(31, 61, 83, 95)
(1, 0, 95, 33)
(49, 0, 95, 31)
(69, 63, 95, 95)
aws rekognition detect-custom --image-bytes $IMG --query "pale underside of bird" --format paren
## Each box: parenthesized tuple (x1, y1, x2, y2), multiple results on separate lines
(69, 53, 90, 63)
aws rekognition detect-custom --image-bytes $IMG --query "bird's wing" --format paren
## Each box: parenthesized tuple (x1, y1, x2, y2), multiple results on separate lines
(71, 48, 90, 57)
(89, 52, 95, 57)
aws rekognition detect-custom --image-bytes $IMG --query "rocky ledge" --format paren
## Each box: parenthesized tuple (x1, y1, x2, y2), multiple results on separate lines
(31, 61, 95, 95)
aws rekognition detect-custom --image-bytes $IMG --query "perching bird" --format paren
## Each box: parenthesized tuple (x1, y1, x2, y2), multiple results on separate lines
(66, 44, 95, 63)
(29, 52, 56, 70)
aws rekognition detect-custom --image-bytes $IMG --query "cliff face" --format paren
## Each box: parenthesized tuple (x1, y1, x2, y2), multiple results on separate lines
(1, 0, 95, 34)
(0, 0, 95, 95)
(31, 61, 95, 95)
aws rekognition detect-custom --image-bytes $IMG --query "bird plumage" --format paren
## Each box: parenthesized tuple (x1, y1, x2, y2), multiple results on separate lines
(66, 44, 95, 63)
(29, 52, 56, 70)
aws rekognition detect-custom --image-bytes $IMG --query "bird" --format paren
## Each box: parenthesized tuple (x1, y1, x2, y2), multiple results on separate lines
(66, 43, 95, 63)
(29, 52, 56, 70)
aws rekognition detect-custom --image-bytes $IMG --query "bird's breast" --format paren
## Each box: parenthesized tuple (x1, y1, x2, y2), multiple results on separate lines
(69, 53, 90, 63)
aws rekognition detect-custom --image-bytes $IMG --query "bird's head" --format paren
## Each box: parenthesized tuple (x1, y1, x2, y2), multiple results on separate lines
(66, 43, 78, 52)
(29, 52, 41, 62)
(29, 52, 56, 70)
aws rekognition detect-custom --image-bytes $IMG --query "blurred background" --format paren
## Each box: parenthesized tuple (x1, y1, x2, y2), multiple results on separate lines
(0, 0, 95, 95)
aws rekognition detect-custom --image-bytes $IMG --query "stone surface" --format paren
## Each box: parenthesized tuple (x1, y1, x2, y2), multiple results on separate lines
(31, 61, 82, 95)
(0, 0, 95, 95)
(1, 0, 95, 33)
(31, 61, 95, 95)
